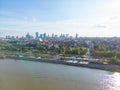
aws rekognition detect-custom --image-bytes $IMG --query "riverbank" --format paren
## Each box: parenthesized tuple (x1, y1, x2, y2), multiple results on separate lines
(3, 56, 120, 72)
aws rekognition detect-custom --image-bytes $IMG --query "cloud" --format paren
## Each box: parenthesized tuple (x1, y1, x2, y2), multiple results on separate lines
(93, 24, 107, 29)
(103, 0, 120, 18)
(1, 1, 120, 38)
(0, 17, 120, 37)
(109, 16, 119, 20)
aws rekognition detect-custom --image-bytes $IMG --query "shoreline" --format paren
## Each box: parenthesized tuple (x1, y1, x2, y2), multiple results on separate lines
(2, 57, 120, 72)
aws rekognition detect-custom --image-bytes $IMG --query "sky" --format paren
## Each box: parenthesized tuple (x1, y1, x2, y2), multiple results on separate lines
(0, 0, 120, 37)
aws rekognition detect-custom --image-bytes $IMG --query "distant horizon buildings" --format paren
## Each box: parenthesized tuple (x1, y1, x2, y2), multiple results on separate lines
(4, 32, 80, 40)
(0, 30, 120, 38)
(2, 31, 120, 40)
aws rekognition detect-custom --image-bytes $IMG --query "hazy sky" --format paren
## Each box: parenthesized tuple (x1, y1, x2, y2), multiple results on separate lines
(0, 0, 120, 37)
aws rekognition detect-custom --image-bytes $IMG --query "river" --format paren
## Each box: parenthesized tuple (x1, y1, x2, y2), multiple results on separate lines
(0, 59, 120, 90)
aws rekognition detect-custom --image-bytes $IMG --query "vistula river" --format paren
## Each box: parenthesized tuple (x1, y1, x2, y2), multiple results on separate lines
(0, 59, 120, 90)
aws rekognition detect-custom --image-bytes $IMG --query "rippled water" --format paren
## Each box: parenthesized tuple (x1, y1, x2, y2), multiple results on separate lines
(0, 59, 120, 90)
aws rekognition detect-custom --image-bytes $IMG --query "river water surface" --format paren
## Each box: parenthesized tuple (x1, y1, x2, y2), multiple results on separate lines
(0, 59, 120, 90)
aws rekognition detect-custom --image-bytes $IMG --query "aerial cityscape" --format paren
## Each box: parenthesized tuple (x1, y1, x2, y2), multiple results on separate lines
(0, 32, 120, 66)
(0, 0, 120, 90)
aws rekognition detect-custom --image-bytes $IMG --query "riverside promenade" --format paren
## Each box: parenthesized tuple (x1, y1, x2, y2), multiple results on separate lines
(4, 56, 120, 72)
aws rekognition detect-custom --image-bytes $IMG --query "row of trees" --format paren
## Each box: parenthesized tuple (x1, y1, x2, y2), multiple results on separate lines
(0, 44, 88, 56)
(91, 44, 120, 64)
(63, 46, 87, 55)
(91, 50, 120, 58)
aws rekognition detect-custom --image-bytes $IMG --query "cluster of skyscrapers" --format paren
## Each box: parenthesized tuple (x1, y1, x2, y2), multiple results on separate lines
(5, 32, 79, 40)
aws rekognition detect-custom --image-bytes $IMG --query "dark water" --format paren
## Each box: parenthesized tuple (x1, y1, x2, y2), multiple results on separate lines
(0, 59, 120, 90)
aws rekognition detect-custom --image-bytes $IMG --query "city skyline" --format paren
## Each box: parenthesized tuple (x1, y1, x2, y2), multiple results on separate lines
(5, 32, 80, 39)
(0, 0, 120, 37)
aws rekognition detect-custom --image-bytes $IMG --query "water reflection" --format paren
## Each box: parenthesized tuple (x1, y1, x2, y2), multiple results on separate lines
(0, 59, 120, 90)
(101, 72, 120, 90)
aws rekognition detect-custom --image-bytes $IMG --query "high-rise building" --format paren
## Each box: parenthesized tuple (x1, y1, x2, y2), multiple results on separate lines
(35, 32, 39, 39)
(76, 33, 78, 39)
(66, 34, 69, 39)
(26, 32, 31, 39)
(43, 33, 46, 38)
(52, 33, 54, 38)
(40, 34, 42, 38)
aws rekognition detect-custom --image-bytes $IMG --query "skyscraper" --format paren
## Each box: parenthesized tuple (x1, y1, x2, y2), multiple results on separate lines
(35, 32, 39, 39)
(76, 33, 78, 39)
(52, 33, 54, 38)
(43, 33, 46, 38)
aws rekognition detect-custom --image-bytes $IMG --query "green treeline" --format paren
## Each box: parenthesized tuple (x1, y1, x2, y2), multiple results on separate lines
(0, 44, 87, 55)
(91, 44, 120, 65)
